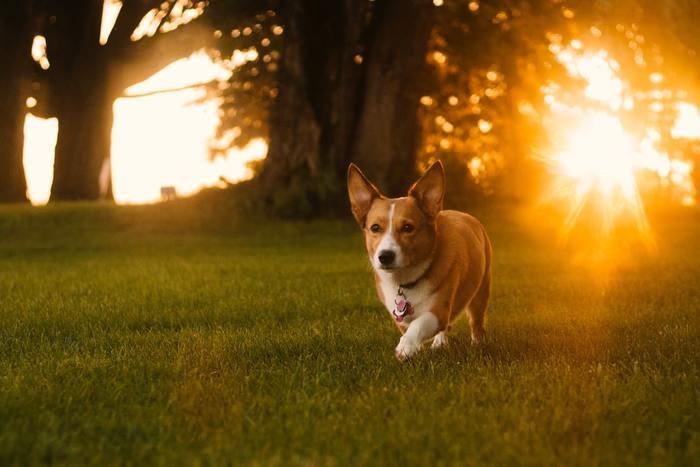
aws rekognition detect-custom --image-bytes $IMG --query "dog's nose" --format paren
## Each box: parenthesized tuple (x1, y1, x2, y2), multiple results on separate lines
(378, 250, 396, 266)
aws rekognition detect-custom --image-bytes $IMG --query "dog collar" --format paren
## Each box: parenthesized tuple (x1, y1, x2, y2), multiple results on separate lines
(399, 278, 422, 289)
(398, 252, 435, 290)
(399, 264, 431, 290)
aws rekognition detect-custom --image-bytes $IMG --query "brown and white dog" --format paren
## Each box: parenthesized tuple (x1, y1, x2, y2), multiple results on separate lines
(347, 161, 492, 360)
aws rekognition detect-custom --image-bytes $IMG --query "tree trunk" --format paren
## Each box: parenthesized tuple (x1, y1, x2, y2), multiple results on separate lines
(262, 0, 370, 216)
(352, 0, 433, 197)
(263, 0, 433, 216)
(0, 4, 32, 202)
(261, 0, 322, 216)
(51, 72, 116, 200)
(45, 0, 113, 201)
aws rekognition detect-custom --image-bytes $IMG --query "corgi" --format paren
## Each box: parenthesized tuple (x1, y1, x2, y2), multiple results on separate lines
(347, 161, 492, 361)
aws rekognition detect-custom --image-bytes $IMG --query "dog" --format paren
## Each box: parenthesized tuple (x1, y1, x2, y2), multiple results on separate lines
(347, 161, 492, 361)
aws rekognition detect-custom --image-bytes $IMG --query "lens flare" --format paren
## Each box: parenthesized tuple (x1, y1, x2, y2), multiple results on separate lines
(541, 40, 697, 248)
(544, 111, 653, 246)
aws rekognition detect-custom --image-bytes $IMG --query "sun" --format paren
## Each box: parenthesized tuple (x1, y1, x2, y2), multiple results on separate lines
(540, 37, 697, 248)
(545, 111, 653, 246)
(557, 115, 638, 200)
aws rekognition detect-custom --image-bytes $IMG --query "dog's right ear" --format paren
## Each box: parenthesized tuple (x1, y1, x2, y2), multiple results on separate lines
(347, 163, 380, 227)
(408, 160, 445, 220)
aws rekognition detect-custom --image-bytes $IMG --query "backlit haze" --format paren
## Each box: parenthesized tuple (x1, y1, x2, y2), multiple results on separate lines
(21, 0, 700, 240)
(539, 29, 698, 246)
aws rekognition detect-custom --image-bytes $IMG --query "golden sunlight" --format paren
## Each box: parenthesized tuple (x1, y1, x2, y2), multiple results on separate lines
(100, 0, 122, 45)
(545, 110, 653, 244)
(111, 51, 266, 205)
(672, 102, 700, 140)
(23, 52, 267, 205)
(557, 114, 637, 200)
(541, 40, 697, 245)
(23, 114, 58, 205)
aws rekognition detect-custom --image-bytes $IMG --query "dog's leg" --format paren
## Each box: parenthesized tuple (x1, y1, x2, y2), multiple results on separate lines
(468, 273, 490, 345)
(431, 330, 448, 349)
(469, 236, 492, 346)
(395, 312, 439, 361)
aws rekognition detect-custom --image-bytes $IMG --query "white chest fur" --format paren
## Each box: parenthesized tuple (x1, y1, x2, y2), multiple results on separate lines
(377, 270, 434, 327)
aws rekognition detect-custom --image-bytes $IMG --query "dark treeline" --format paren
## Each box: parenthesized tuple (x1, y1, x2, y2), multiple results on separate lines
(212, 0, 433, 216)
(1, 0, 698, 215)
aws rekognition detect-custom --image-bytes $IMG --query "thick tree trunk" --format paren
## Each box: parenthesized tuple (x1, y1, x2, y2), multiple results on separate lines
(0, 4, 32, 202)
(263, 0, 433, 215)
(352, 0, 433, 197)
(51, 73, 116, 200)
(0, 68, 29, 203)
(261, 0, 322, 214)
(46, 0, 115, 201)
(262, 0, 370, 215)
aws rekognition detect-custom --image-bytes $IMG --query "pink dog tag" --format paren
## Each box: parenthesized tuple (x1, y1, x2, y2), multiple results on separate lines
(393, 288, 414, 322)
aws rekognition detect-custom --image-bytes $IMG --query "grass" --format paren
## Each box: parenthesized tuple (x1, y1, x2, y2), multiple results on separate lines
(0, 198, 698, 466)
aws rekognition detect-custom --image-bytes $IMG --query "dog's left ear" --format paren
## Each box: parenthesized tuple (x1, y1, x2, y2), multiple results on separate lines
(408, 161, 445, 219)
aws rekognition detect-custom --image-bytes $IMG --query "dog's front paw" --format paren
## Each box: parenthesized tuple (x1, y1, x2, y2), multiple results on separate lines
(431, 331, 448, 349)
(395, 337, 421, 361)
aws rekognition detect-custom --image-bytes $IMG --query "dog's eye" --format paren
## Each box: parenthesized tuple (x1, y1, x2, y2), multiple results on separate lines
(370, 224, 381, 233)
(401, 223, 415, 233)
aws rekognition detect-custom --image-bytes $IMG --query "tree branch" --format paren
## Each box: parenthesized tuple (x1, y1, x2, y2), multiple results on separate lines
(108, 0, 162, 52)
(119, 79, 217, 98)
(110, 18, 215, 92)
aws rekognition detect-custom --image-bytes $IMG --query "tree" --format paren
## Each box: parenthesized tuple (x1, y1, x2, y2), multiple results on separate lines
(37, 0, 212, 201)
(413, 0, 581, 203)
(0, 2, 34, 202)
(351, 0, 433, 197)
(212, 0, 588, 212)
(213, 0, 434, 216)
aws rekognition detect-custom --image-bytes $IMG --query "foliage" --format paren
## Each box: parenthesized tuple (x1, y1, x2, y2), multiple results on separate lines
(420, 1, 565, 197)
(205, 0, 281, 155)
(419, 0, 699, 200)
(205, 0, 583, 199)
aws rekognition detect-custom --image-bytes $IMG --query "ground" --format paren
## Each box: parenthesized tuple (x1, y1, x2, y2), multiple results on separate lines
(0, 198, 698, 466)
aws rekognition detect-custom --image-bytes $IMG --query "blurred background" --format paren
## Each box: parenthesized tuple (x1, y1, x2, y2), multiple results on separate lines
(2, 0, 699, 226)
(2, 4, 700, 463)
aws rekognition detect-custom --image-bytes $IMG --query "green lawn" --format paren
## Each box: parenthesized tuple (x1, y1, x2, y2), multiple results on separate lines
(0, 198, 698, 466)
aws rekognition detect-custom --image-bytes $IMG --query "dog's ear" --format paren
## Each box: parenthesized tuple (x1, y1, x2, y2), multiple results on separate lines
(347, 163, 381, 227)
(408, 161, 445, 219)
